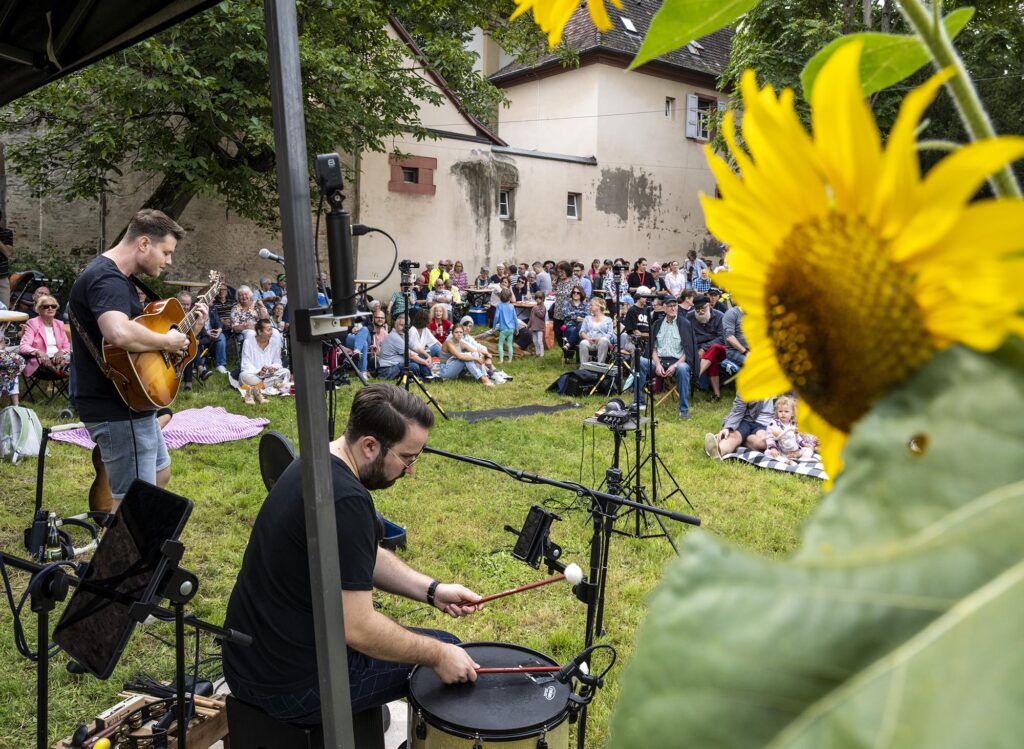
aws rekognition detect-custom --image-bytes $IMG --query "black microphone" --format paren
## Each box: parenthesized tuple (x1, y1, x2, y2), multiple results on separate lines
(556, 646, 595, 684)
(258, 248, 285, 265)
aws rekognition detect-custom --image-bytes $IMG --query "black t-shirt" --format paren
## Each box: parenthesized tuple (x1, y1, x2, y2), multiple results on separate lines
(222, 455, 379, 695)
(69, 256, 148, 422)
(0, 226, 12, 277)
(627, 271, 654, 290)
(623, 304, 651, 335)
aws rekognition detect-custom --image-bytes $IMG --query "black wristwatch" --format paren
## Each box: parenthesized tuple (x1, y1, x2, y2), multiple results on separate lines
(426, 580, 440, 607)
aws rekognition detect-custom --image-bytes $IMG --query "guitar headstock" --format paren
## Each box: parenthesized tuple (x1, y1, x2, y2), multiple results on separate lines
(208, 270, 224, 289)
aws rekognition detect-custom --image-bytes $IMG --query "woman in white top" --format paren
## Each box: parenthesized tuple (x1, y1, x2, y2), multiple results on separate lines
(409, 308, 442, 359)
(663, 260, 687, 298)
(239, 320, 290, 403)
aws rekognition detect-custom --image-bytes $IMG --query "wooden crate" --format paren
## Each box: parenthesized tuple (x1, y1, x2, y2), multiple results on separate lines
(52, 691, 228, 749)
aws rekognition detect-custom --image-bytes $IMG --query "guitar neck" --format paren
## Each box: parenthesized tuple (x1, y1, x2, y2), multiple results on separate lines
(179, 281, 220, 331)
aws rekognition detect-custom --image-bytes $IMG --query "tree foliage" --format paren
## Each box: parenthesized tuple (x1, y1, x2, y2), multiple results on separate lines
(718, 0, 1023, 183)
(0, 0, 544, 229)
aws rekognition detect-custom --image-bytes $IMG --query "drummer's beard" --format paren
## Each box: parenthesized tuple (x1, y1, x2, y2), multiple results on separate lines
(361, 450, 398, 490)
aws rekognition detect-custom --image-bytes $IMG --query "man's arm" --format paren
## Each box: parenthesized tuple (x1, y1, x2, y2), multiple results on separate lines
(373, 547, 481, 616)
(98, 310, 187, 353)
(722, 396, 747, 431)
(342, 589, 479, 683)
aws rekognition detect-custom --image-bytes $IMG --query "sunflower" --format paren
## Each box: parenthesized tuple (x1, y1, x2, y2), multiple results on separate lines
(701, 42, 1024, 483)
(511, 0, 622, 47)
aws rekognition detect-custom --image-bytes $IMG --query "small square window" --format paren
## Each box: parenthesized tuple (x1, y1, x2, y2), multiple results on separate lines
(498, 189, 511, 219)
(665, 96, 675, 119)
(402, 167, 419, 184)
(566, 193, 581, 220)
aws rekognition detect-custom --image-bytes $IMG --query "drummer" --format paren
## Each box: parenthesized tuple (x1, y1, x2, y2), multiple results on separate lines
(222, 384, 484, 725)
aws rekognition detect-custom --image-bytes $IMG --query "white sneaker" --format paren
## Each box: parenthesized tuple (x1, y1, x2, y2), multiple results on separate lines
(216, 365, 228, 374)
(704, 432, 723, 460)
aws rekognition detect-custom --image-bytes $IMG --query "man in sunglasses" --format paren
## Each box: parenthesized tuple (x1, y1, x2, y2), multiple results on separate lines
(223, 384, 484, 726)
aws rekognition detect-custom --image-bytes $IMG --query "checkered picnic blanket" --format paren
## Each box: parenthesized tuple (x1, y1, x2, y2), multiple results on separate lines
(722, 446, 829, 481)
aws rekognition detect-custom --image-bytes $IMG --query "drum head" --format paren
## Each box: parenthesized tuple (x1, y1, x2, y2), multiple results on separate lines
(409, 642, 571, 740)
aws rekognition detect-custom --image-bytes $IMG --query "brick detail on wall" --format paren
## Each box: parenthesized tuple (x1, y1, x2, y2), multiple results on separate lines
(388, 155, 437, 196)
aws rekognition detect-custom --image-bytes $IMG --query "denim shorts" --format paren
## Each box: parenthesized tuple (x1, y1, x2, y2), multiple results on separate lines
(86, 415, 170, 499)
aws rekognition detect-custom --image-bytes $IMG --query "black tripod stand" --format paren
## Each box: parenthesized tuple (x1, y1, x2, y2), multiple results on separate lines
(615, 322, 695, 547)
(396, 283, 448, 420)
(422, 444, 700, 749)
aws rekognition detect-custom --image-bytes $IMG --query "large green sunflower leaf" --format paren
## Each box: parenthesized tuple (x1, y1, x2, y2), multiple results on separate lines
(768, 560, 1024, 749)
(631, 0, 759, 69)
(800, 7, 974, 101)
(608, 481, 1024, 749)
(799, 344, 1024, 559)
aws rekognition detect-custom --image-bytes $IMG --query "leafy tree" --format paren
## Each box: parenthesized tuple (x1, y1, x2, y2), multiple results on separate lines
(718, 0, 1022, 182)
(0, 0, 543, 230)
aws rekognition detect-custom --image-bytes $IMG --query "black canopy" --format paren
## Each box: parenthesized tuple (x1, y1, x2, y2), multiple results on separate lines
(0, 0, 222, 106)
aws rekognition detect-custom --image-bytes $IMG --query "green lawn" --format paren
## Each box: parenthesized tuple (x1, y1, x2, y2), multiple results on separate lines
(0, 351, 822, 746)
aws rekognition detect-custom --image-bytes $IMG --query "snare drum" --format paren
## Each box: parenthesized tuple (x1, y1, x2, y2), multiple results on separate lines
(408, 642, 572, 748)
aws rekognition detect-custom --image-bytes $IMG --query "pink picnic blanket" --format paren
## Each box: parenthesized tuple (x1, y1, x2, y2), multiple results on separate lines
(50, 407, 270, 450)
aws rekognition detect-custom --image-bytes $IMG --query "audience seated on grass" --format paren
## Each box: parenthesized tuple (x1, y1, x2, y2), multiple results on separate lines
(764, 395, 819, 463)
(239, 319, 290, 404)
(686, 294, 728, 402)
(704, 395, 774, 460)
(578, 297, 614, 366)
(439, 324, 494, 386)
(376, 314, 432, 380)
(651, 296, 697, 420)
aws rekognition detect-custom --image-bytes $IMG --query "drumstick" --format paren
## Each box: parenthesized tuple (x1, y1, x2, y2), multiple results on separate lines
(475, 666, 560, 674)
(477, 563, 583, 605)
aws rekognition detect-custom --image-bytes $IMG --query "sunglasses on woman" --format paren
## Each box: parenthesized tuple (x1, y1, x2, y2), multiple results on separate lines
(39, 304, 59, 310)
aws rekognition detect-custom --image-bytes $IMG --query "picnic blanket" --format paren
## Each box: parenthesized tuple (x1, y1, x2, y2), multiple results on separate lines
(49, 406, 270, 450)
(450, 402, 580, 423)
(722, 446, 829, 481)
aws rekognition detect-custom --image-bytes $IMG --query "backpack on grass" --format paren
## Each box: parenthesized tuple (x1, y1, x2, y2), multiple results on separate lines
(0, 405, 44, 464)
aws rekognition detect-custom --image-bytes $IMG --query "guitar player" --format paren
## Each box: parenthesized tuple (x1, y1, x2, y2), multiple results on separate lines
(69, 209, 208, 504)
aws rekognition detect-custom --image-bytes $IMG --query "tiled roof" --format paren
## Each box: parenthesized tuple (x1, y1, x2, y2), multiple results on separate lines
(491, 1, 733, 84)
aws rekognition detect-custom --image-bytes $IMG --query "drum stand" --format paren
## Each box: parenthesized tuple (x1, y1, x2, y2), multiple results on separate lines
(421, 445, 700, 749)
(398, 287, 448, 420)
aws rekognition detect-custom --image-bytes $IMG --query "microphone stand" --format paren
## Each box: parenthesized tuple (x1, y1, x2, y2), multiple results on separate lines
(421, 445, 699, 749)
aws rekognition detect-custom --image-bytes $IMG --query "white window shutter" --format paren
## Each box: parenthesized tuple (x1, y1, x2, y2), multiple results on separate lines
(718, 98, 728, 113)
(685, 94, 699, 139)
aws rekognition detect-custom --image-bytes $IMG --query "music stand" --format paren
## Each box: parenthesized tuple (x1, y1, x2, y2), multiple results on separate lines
(1, 480, 250, 749)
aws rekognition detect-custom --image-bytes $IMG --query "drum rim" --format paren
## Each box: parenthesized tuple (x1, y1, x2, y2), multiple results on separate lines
(408, 641, 572, 740)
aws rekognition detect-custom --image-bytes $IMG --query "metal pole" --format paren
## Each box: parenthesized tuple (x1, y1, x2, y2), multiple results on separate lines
(263, 2, 355, 747)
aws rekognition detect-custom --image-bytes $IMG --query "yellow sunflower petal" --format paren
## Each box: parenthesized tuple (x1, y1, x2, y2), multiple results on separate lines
(702, 196, 789, 258)
(893, 136, 1024, 260)
(924, 199, 1024, 262)
(722, 107, 756, 178)
(741, 87, 828, 220)
(916, 256, 1024, 350)
(586, 0, 620, 31)
(736, 349, 790, 402)
(800, 405, 846, 488)
(811, 42, 882, 216)
(509, 0, 535, 21)
(871, 67, 956, 235)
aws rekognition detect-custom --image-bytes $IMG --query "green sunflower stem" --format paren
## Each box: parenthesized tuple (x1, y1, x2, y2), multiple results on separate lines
(898, 0, 1022, 198)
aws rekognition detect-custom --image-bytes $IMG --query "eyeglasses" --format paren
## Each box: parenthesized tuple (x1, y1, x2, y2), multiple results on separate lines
(387, 446, 421, 471)
(373, 318, 386, 323)
(39, 304, 58, 310)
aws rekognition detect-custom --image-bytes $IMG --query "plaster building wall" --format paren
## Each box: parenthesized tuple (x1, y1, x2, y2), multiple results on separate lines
(492, 63, 727, 264)
(493, 66, 601, 158)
